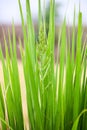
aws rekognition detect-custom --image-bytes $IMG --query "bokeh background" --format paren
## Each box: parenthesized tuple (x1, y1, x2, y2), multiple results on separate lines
(0, 0, 87, 25)
(0, 0, 87, 59)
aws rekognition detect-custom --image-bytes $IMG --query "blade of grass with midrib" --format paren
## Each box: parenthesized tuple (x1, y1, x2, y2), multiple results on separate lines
(82, 49, 87, 130)
(26, 0, 35, 63)
(73, 12, 82, 123)
(55, 20, 66, 130)
(11, 24, 24, 130)
(64, 41, 73, 130)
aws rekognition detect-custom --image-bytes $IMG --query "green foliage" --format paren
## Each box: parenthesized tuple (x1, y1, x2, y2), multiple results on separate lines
(0, 0, 87, 130)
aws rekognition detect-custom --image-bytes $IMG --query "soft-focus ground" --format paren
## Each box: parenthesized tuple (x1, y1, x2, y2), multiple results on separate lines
(0, 61, 29, 129)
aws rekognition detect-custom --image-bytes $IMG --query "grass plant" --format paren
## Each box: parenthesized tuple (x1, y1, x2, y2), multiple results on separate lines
(0, 0, 87, 130)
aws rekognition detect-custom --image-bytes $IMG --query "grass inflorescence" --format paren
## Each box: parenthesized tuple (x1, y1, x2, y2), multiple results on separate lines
(0, 0, 87, 130)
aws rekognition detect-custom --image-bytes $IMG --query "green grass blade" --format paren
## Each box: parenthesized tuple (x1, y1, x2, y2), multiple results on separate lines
(0, 84, 6, 130)
(38, 0, 42, 28)
(73, 12, 82, 122)
(55, 20, 66, 130)
(72, 109, 87, 130)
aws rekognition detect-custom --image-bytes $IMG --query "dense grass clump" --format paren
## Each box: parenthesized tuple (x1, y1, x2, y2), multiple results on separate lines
(0, 0, 87, 130)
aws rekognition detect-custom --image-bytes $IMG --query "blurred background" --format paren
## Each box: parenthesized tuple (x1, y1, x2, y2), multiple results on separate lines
(0, 0, 87, 58)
